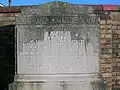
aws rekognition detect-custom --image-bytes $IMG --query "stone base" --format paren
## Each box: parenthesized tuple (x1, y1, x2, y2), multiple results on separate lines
(9, 74, 107, 90)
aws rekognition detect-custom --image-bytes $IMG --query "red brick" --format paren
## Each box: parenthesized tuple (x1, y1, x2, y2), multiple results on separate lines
(101, 59, 107, 64)
(106, 39, 112, 43)
(100, 20, 106, 24)
(106, 44, 112, 48)
(101, 54, 112, 59)
(100, 29, 106, 33)
(105, 34, 112, 38)
(0, 14, 4, 16)
(100, 34, 106, 38)
(107, 30, 112, 34)
(106, 59, 113, 64)
(100, 39, 106, 43)
(102, 73, 112, 77)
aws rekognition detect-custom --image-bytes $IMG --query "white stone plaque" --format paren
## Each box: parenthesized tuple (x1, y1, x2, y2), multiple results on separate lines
(17, 30, 99, 74)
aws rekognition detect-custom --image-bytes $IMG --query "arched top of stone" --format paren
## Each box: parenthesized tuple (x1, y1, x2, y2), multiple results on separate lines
(16, 1, 99, 25)
(20, 1, 94, 16)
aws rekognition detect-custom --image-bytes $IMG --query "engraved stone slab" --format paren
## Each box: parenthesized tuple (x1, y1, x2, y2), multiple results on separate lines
(17, 26, 100, 74)
(9, 2, 107, 90)
(16, 1, 100, 75)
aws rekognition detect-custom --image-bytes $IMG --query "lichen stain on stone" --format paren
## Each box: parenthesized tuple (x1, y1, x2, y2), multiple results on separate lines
(60, 81, 67, 90)
(91, 80, 107, 90)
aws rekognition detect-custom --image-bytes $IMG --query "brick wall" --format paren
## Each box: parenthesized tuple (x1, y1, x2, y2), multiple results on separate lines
(0, 7, 20, 27)
(100, 12, 120, 90)
(111, 12, 120, 90)
(0, 13, 20, 27)
(100, 20, 113, 90)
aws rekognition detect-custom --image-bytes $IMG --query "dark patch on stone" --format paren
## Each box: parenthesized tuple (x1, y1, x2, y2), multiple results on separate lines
(91, 80, 107, 90)
(60, 81, 67, 90)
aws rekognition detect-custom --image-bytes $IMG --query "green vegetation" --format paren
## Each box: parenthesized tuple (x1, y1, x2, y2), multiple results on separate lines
(48, 1, 67, 9)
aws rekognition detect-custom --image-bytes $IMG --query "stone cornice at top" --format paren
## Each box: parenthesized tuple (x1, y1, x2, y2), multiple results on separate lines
(20, 1, 94, 16)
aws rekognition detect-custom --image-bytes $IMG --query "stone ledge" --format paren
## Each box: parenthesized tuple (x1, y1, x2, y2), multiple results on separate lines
(14, 73, 101, 82)
(9, 76, 106, 90)
(9, 81, 106, 90)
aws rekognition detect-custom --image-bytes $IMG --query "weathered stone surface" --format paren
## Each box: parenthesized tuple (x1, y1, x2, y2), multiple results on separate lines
(9, 78, 105, 90)
(15, 1, 99, 25)
(9, 1, 106, 90)
(20, 2, 94, 15)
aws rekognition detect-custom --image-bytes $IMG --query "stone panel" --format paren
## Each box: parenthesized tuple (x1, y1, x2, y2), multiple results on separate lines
(15, 2, 100, 75)
(9, 1, 106, 90)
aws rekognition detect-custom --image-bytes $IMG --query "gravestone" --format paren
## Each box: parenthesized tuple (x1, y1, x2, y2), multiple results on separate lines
(9, 1, 106, 90)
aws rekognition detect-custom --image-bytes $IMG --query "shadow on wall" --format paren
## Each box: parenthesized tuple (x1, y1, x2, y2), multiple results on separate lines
(0, 25, 15, 90)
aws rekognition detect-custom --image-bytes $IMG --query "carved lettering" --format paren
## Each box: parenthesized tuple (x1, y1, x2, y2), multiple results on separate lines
(16, 15, 98, 24)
